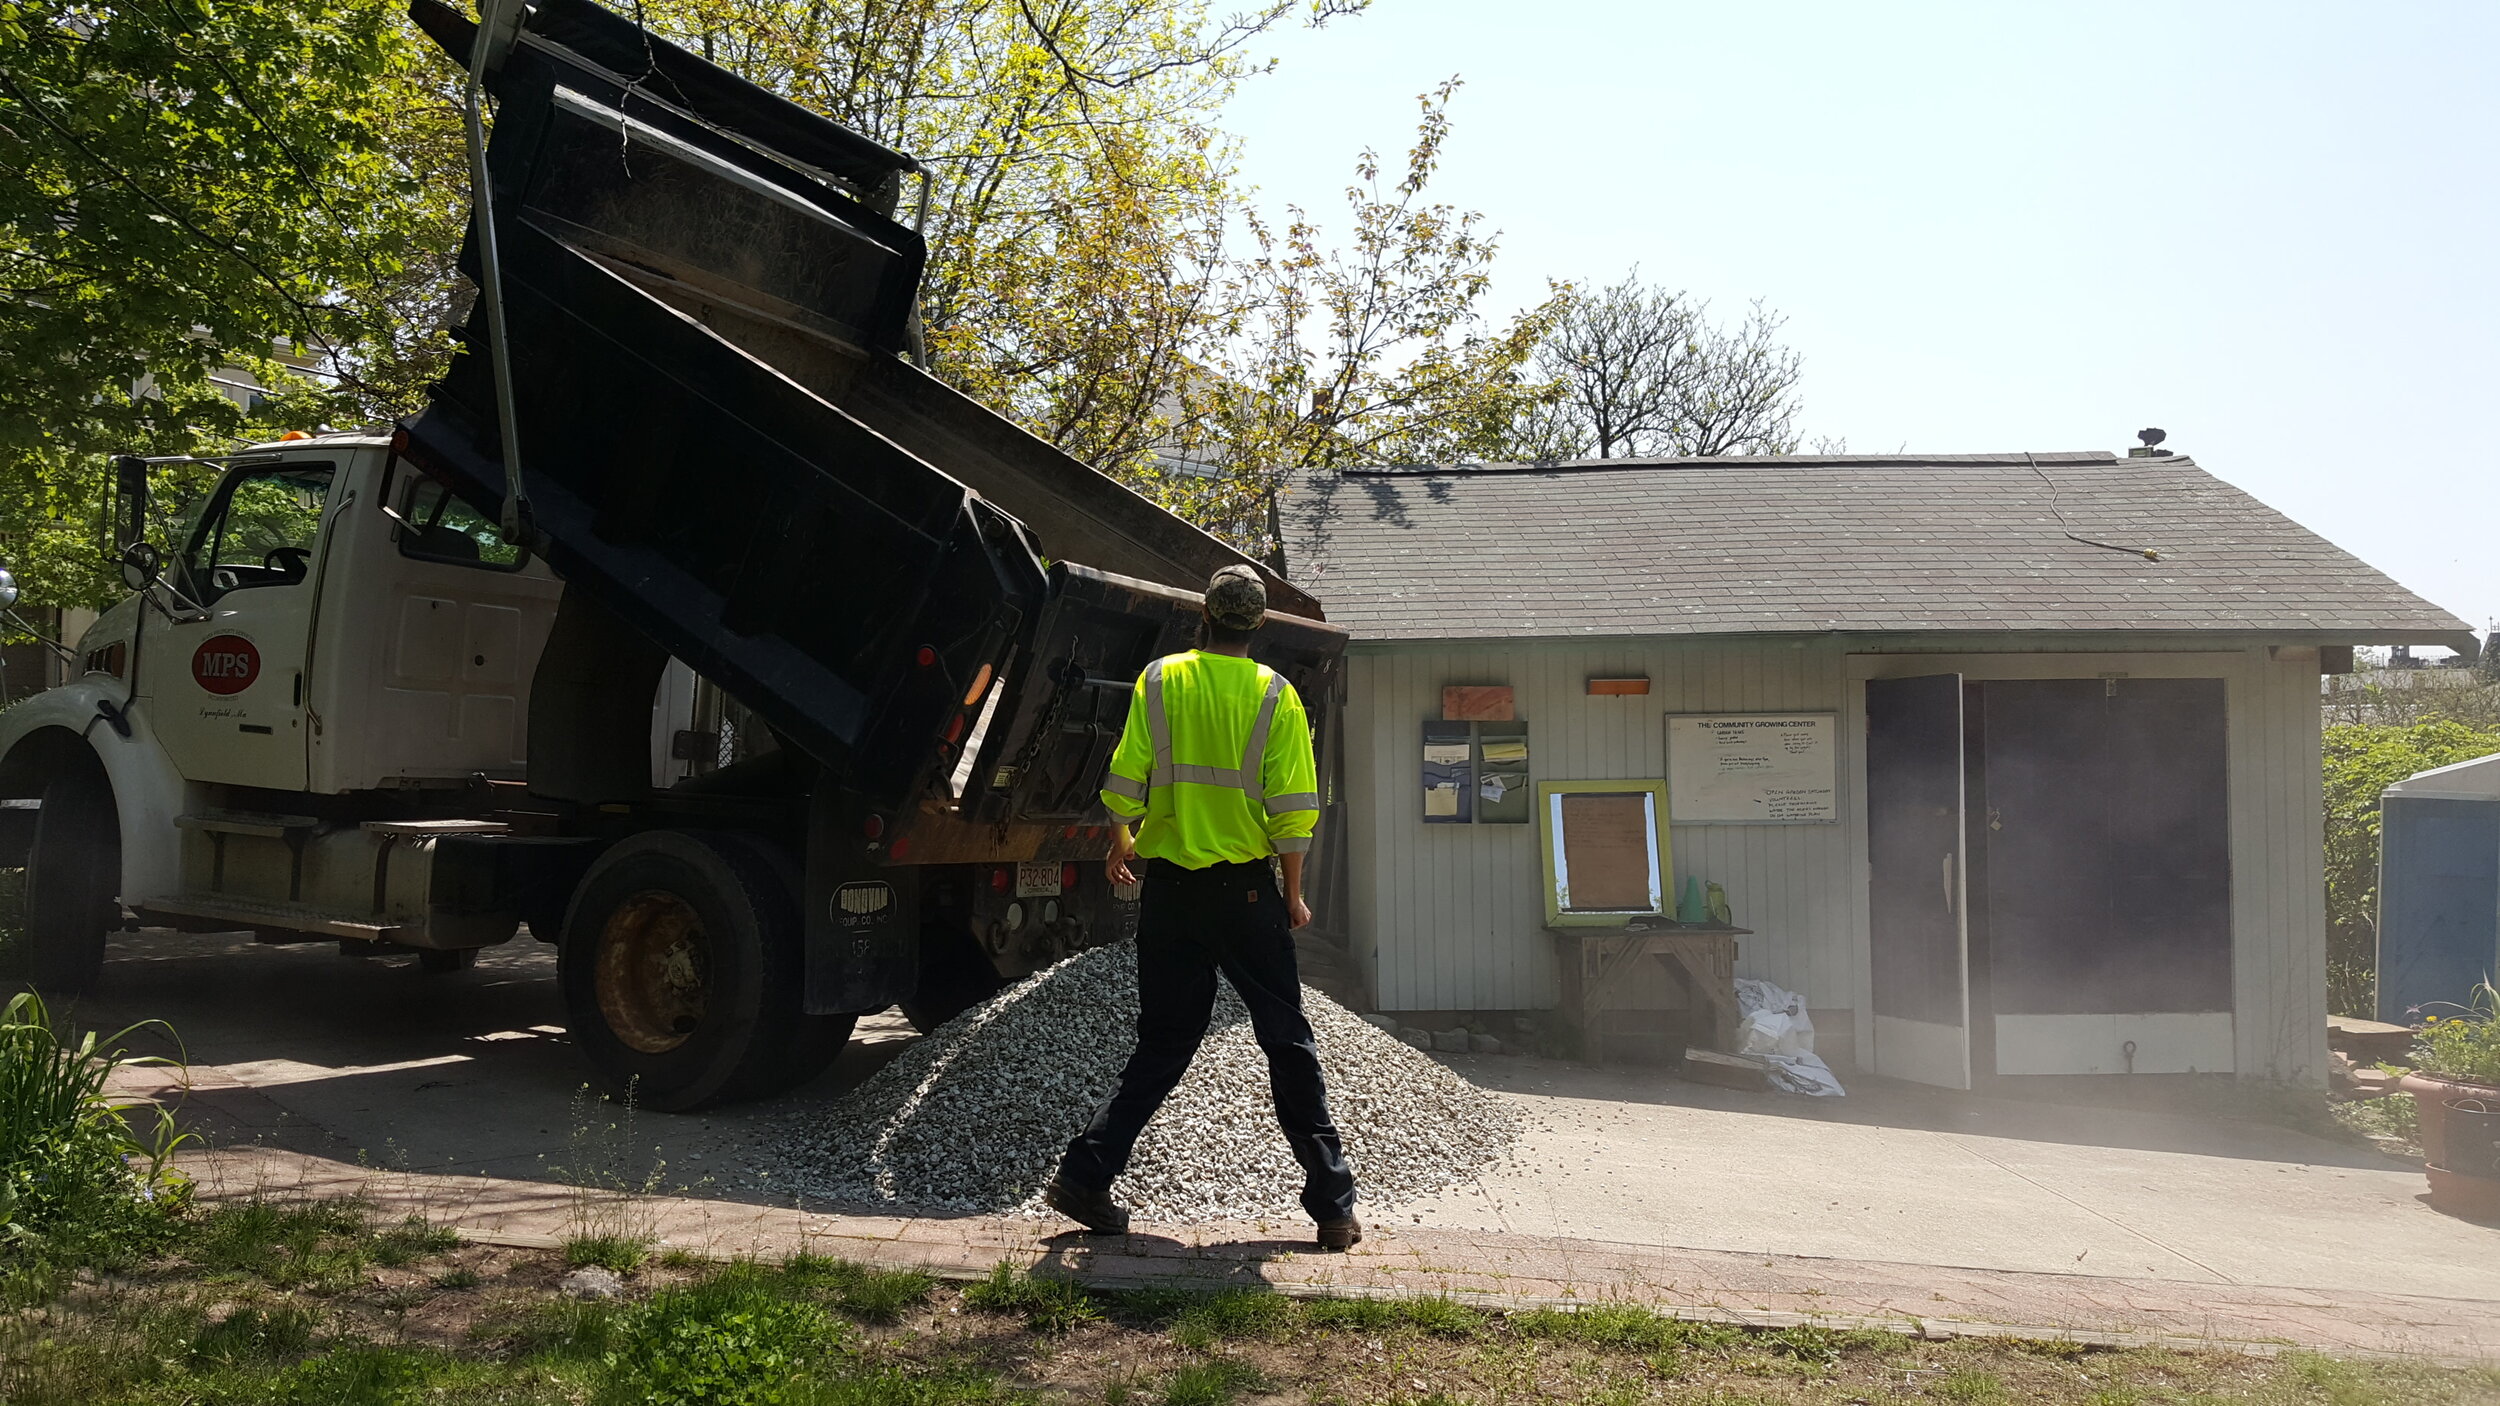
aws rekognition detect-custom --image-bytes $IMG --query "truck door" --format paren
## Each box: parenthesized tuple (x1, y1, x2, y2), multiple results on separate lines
(142, 459, 338, 791)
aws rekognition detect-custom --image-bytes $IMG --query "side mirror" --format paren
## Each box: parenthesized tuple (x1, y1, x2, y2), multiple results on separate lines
(0, 566, 17, 610)
(119, 541, 162, 592)
(112, 454, 149, 550)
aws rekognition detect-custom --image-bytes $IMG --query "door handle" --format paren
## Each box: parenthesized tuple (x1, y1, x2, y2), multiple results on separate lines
(1941, 851, 1955, 915)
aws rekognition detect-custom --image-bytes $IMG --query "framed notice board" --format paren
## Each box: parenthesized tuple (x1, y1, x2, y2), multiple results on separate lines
(1536, 779, 1671, 926)
(1665, 713, 1839, 824)
(1420, 720, 1532, 824)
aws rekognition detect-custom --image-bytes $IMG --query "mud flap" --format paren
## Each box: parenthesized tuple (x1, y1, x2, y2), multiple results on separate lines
(804, 788, 920, 1014)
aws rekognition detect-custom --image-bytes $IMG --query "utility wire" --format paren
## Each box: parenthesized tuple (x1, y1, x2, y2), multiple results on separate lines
(2025, 451, 2162, 561)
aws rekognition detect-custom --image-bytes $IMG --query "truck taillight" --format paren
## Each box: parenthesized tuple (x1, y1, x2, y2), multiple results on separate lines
(915, 645, 937, 668)
(990, 867, 1009, 891)
(944, 713, 965, 744)
(1063, 863, 1078, 890)
(862, 813, 884, 840)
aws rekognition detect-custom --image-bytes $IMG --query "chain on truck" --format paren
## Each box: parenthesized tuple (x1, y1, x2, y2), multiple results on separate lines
(0, 0, 1344, 1112)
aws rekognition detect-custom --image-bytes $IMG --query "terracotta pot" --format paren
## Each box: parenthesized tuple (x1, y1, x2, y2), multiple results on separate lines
(2400, 1071, 2500, 1171)
(2427, 1165, 2500, 1222)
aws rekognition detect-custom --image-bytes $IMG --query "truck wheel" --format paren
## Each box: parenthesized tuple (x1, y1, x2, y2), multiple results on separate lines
(705, 832, 853, 1101)
(557, 830, 846, 1111)
(25, 764, 118, 994)
(899, 918, 1003, 1034)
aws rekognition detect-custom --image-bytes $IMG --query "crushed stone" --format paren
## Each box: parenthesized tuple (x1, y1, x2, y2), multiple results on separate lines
(754, 940, 1519, 1224)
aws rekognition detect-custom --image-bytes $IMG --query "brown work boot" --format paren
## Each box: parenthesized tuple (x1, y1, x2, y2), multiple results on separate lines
(1044, 1176, 1130, 1235)
(1316, 1215, 1362, 1251)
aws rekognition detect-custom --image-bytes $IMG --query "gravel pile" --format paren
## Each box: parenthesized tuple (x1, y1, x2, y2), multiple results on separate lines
(756, 940, 1519, 1223)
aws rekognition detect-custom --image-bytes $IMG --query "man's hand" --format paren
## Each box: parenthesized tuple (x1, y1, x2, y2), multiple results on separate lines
(1105, 827, 1139, 888)
(1287, 894, 1312, 930)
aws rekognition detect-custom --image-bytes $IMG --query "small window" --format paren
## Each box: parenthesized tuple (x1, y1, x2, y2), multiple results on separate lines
(184, 462, 336, 603)
(396, 476, 526, 570)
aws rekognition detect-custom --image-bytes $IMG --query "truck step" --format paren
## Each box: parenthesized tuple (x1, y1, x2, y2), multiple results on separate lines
(174, 809, 320, 838)
(136, 895, 404, 942)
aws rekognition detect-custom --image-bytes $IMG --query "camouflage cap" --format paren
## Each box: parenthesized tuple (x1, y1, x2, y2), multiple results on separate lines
(1204, 564, 1268, 631)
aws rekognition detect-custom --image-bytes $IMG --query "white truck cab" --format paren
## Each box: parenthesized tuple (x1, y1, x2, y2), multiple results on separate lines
(1, 434, 562, 985)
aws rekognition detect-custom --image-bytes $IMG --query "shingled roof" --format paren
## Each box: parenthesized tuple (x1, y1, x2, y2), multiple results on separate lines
(1280, 452, 2474, 645)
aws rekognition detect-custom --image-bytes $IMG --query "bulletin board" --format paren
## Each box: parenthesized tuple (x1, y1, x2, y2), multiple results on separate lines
(1536, 779, 1671, 926)
(1664, 713, 1839, 824)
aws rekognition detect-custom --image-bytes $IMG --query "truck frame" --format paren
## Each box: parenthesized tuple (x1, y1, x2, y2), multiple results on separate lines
(0, 0, 1343, 1111)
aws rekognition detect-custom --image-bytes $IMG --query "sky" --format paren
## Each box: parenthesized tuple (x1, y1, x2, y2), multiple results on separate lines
(1217, 0, 2498, 644)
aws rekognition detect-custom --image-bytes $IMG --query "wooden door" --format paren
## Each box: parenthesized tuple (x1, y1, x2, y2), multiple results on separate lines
(1866, 673, 1971, 1088)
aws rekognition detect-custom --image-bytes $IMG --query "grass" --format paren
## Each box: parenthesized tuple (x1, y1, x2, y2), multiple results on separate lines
(565, 1231, 652, 1274)
(6, 1196, 2500, 1406)
(963, 1261, 1102, 1334)
(1159, 1357, 1262, 1406)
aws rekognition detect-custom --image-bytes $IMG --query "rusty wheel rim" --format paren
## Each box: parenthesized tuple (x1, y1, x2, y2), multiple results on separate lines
(595, 890, 709, 1054)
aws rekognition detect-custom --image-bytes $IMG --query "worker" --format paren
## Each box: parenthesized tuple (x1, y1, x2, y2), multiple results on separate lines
(1044, 564, 1362, 1250)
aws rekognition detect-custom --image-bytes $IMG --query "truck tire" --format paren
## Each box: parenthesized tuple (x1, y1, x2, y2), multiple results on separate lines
(703, 831, 854, 1101)
(25, 763, 118, 994)
(557, 829, 849, 1112)
(899, 918, 1003, 1034)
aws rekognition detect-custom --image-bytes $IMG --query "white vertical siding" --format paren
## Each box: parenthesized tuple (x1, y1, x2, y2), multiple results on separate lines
(1346, 636, 1852, 1014)
(1343, 636, 2333, 1085)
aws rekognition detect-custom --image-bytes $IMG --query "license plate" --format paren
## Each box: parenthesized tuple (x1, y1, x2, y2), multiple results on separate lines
(1014, 861, 1063, 898)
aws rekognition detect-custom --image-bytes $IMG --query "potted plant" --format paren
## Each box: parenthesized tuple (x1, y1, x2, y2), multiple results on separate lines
(2398, 985, 2500, 1197)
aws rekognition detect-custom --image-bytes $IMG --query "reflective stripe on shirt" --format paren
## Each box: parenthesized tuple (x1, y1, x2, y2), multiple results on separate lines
(1140, 659, 1286, 802)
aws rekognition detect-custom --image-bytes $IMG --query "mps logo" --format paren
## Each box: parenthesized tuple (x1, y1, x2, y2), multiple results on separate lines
(191, 635, 261, 696)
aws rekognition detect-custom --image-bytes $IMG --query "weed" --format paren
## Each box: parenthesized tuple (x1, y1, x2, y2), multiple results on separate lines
(1161, 1357, 1263, 1406)
(1397, 1295, 1484, 1338)
(186, 1198, 374, 1290)
(433, 1265, 482, 1290)
(189, 1302, 319, 1367)
(1169, 1289, 1295, 1347)
(567, 1233, 652, 1274)
(1929, 1367, 2010, 1401)
(1299, 1296, 1400, 1332)
(1762, 1323, 1842, 1370)
(0, 992, 191, 1294)
(784, 1253, 937, 1323)
(799, 1361, 1025, 1406)
(370, 1214, 459, 1267)
(2281, 1351, 2399, 1406)
(1513, 1304, 1690, 1353)
(602, 1268, 851, 1406)
(1575, 1380, 1647, 1406)
(496, 1297, 628, 1363)
(261, 1343, 436, 1406)
(962, 1261, 1101, 1334)
(661, 1247, 706, 1269)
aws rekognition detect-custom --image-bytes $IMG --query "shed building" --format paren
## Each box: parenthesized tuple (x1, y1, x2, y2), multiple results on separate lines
(2379, 752, 2500, 1025)
(1283, 450, 2474, 1088)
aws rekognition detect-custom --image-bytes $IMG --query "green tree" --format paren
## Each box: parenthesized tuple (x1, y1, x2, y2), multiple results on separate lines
(640, 0, 1357, 487)
(1170, 81, 1569, 555)
(0, 0, 458, 611)
(2321, 718, 2500, 1017)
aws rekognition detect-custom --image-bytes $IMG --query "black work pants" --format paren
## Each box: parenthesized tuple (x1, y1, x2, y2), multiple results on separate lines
(1057, 858, 1358, 1221)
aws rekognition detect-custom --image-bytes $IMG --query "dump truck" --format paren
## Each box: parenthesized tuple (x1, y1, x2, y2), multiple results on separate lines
(0, 0, 1343, 1110)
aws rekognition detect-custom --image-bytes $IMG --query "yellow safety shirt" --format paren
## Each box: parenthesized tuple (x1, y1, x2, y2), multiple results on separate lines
(1098, 650, 1319, 868)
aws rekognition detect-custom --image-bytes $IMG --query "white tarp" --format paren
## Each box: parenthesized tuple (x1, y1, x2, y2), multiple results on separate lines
(1734, 977, 1846, 1097)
